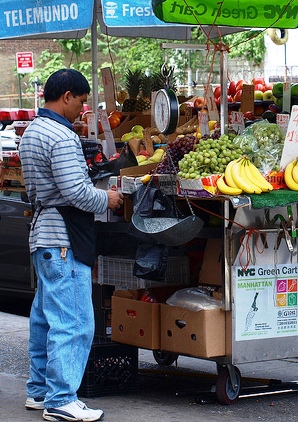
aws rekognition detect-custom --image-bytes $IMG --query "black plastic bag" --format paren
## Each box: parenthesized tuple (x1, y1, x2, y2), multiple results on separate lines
(133, 241, 169, 281)
(89, 142, 138, 179)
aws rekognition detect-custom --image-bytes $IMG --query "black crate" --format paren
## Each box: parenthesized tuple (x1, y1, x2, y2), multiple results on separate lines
(92, 284, 115, 310)
(78, 336, 139, 397)
(94, 308, 112, 337)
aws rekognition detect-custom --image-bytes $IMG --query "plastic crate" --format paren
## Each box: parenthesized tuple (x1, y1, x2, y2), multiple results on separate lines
(97, 255, 189, 288)
(78, 336, 138, 397)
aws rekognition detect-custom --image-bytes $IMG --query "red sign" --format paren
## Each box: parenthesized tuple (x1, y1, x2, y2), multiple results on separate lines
(16, 52, 34, 73)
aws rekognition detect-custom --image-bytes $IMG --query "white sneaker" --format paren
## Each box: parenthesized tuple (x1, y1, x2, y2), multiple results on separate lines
(43, 400, 104, 421)
(25, 396, 45, 410)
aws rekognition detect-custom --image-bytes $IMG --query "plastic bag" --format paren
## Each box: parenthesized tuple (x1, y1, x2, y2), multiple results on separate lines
(133, 241, 169, 281)
(234, 119, 285, 175)
(88, 142, 138, 178)
(166, 287, 222, 311)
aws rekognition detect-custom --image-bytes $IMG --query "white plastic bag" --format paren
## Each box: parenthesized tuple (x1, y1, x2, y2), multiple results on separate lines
(166, 287, 222, 311)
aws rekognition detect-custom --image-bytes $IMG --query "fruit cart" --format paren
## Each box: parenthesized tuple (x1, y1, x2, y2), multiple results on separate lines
(98, 188, 297, 404)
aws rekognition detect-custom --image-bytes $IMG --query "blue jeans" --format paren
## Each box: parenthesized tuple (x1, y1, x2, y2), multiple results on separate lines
(27, 247, 95, 408)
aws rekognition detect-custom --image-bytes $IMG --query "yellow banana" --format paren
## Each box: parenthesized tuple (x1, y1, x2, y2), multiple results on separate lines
(140, 174, 151, 184)
(231, 159, 262, 194)
(284, 160, 298, 191)
(239, 160, 262, 194)
(224, 159, 239, 188)
(243, 158, 273, 192)
(291, 159, 298, 184)
(216, 175, 243, 195)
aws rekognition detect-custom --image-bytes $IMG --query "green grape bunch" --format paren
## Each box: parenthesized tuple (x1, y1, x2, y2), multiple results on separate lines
(178, 134, 243, 179)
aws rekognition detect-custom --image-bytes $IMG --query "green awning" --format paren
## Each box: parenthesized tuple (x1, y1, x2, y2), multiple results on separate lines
(152, 0, 298, 29)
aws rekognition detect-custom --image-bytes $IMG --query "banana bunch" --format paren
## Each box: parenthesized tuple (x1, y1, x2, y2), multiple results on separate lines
(284, 159, 298, 190)
(217, 157, 273, 195)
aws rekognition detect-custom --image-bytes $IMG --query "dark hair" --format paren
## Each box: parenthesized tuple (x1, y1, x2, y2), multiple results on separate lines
(43, 68, 90, 102)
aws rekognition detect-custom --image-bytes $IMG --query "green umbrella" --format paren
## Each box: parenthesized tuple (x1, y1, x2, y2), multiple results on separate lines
(152, 0, 298, 29)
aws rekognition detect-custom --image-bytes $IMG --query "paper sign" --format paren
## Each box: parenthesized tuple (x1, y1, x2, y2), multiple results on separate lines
(283, 82, 292, 113)
(101, 67, 116, 114)
(230, 111, 245, 134)
(276, 113, 290, 135)
(198, 111, 209, 136)
(98, 109, 116, 157)
(204, 85, 219, 121)
(87, 113, 97, 140)
(241, 84, 254, 114)
(279, 105, 298, 170)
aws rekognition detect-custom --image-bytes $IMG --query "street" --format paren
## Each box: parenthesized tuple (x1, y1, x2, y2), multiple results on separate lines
(0, 310, 298, 422)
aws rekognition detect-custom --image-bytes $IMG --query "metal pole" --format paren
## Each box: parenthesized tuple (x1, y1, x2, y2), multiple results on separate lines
(17, 74, 22, 108)
(91, 0, 99, 138)
(220, 45, 228, 135)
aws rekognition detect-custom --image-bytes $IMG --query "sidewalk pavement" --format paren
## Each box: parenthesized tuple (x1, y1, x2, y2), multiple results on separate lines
(0, 311, 297, 422)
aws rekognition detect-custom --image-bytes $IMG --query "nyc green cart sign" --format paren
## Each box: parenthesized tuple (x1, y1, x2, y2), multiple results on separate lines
(152, 0, 298, 29)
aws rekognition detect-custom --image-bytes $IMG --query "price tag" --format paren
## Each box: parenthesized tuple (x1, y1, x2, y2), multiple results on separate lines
(98, 109, 116, 157)
(230, 111, 245, 134)
(198, 111, 209, 136)
(204, 85, 219, 121)
(276, 113, 290, 135)
(87, 113, 96, 140)
(279, 105, 298, 170)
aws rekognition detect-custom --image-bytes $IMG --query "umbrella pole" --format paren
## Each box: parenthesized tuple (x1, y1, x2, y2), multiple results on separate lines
(219, 44, 228, 135)
(91, 0, 98, 136)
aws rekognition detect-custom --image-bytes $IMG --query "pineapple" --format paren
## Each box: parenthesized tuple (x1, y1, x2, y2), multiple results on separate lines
(152, 70, 178, 92)
(135, 75, 153, 112)
(122, 69, 142, 112)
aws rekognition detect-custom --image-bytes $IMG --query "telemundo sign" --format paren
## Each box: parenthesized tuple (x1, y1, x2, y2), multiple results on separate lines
(0, 0, 94, 39)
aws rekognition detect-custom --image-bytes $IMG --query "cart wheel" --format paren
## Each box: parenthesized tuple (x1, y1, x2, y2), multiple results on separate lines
(216, 365, 241, 405)
(152, 350, 178, 366)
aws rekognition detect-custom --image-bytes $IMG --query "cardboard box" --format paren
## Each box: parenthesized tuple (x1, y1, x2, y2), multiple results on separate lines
(111, 286, 183, 349)
(111, 289, 161, 349)
(120, 162, 157, 177)
(160, 304, 225, 358)
(199, 238, 222, 286)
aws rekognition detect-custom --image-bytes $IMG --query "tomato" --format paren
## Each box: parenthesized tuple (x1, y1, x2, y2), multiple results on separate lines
(193, 97, 206, 109)
(81, 110, 93, 124)
(108, 114, 121, 130)
(109, 110, 123, 120)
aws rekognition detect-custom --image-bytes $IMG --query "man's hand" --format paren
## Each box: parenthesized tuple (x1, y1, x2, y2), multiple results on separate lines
(106, 190, 124, 211)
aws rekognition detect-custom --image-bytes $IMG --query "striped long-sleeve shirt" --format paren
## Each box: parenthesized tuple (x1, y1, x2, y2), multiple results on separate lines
(19, 108, 108, 254)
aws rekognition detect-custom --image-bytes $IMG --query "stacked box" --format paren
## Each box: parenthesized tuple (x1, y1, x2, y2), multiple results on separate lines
(78, 336, 138, 397)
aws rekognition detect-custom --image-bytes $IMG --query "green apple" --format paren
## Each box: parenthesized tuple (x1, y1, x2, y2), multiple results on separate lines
(120, 132, 135, 142)
(254, 90, 264, 100)
(272, 82, 283, 98)
(263, 90, 274, 101)
(131, 125, 144, 134)
(274, 96, 283, 108)
(291, 83, 298, 97)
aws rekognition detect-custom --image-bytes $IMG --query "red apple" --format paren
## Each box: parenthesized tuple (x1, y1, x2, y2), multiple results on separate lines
(236, 80, 248, 91)
(264, 83, 273, 91)
(228, 95, 234, 102)
(252, 77, 265, 86)
(254, 83, 265, 92)
(138, 149, 150, 158)
(213, 86, 221, 99)
(243, 111, 256, 121)
(234, 90, 242, 102)
(228, 81, 237, 97)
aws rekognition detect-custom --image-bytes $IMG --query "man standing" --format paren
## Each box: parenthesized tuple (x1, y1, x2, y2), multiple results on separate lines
(19, 68, 123, 421)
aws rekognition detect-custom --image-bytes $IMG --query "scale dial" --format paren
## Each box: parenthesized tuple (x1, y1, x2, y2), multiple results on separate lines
(153, 88, 180, 135)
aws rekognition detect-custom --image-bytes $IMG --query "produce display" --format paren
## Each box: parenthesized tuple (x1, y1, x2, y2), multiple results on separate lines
(284, 159, 298, 191)
(216, 156, 273, 195)
(177, 133, 242, 179)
